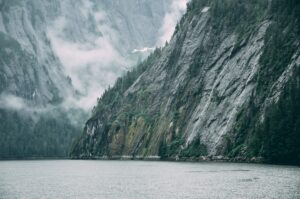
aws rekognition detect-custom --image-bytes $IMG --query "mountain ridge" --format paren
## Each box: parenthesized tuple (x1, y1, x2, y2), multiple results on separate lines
(71, 0, 300, 165)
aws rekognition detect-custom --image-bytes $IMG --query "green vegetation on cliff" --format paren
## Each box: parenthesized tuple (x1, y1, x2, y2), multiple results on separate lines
(227, 0, 300, 165)
(71, 0, 300, 165)
(0, 109, 83, 158)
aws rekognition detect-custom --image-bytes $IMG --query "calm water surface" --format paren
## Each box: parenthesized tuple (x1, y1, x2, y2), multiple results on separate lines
(0, 160, 299, 199)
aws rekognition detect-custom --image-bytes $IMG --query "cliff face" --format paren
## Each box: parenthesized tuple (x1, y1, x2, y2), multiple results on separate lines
(0, 0, 173, 158)
(0, 0, 72, 105)
(71, 0, 300, 165)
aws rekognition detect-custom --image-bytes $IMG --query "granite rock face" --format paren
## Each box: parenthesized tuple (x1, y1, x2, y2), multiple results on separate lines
(71, 0, 300, 163)
(0, 0, 72, 106)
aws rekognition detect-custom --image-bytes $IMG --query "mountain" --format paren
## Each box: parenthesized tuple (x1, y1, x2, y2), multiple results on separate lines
(0, 0, 175, 158)
(71, 0, 300, 165)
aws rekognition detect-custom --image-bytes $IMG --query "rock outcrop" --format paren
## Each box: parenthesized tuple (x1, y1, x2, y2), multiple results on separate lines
(71, 0, 300, 165)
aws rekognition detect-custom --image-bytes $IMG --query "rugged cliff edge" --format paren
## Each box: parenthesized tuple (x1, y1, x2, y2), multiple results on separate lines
(71, 0, 300, 165)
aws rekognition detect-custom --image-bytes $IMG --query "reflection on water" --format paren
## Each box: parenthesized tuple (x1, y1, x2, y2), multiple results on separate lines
(0, 160, 299, 199)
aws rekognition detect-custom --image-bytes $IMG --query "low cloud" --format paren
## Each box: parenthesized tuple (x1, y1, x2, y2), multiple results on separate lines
(0, 94, 26, 111)
(0, 0, 189, 129)
(0, 93, 53, 114)
(47, 0, 188, 111)
(157, 0, 188, 46)
(132, 47, 155, 54)
(47, 1, 129, 111)
(48, 21, 125, 92)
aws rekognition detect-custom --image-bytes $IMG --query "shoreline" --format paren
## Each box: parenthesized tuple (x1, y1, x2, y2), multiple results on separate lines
(70, 155, 266, 164)
(1, 156, 299, 166)
(0, 157, 67, 161)
(70, 156, 300, 166)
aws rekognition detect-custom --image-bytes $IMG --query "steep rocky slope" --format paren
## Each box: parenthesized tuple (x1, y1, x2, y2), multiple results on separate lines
(71, 0, 300, 165)
(0, 0, 73, 106)
(0, 0, 79, 158)
(0, 0, 173, 158)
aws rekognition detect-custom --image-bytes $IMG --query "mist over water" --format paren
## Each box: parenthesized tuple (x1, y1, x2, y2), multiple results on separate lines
(0, 161, 299, 199)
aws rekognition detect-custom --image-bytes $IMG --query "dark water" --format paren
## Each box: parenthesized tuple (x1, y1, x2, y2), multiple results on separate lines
(0, 160, 299, 199)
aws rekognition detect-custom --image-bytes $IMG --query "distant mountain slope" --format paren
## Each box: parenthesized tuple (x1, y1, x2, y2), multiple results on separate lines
(71, 0, 300, 165)
(0, 0, 78, 158)
(0, 0, 174, 158)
